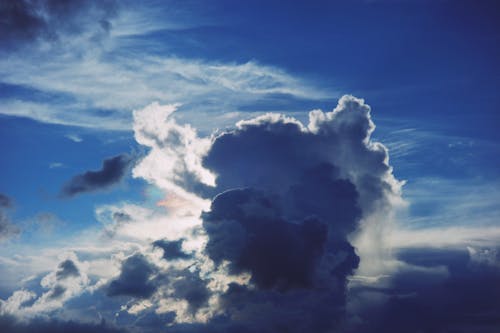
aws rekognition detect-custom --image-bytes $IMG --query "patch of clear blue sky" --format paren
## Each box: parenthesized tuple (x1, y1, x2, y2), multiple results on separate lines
(0, 116, 146, 236)
(0, 0, 499, 235)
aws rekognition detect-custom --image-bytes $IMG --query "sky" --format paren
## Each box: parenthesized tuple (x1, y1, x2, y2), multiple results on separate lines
(0, 0, 499, 332)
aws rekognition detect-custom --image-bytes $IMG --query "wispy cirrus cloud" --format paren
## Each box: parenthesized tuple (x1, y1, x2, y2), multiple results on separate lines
(0, 1, 332, 131)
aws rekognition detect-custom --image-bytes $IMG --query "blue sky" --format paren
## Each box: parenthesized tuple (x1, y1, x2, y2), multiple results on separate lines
(0, 1, 499, 332)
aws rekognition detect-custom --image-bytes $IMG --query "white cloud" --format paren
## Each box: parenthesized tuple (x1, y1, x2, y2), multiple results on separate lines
(400, 177, 500, 228)
(132, 102, 215, 208)
(49, 162, 64, 169)
(389, 225, 500, 249)
(65, 134, 83, 142)
(0, 46, 330, 131)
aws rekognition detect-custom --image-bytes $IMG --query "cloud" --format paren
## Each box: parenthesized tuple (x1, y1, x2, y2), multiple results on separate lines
(132, 102, 214, 208)
(49, 162, 64, 169)
(0, 193, 13, 208)
(60, 154, 132, 197)
(347, 247, 500, 333)
(0, 193, 20, 241)
(202, 96, 403, 279)
(65, 134, 83, 143)
(111, 95, 400, 331)
(0, 314, 126, 333)
(141, 95, 397, 331)
(55, 260, 80, 280)
(398, 177, 500, 229)
(170, 270, 210, 314)
(153, 239, 192, 260)
(106, 254, 158, 299)
(0, 2, 331, 131)
(0, 0, 118, 49)
(389, 226, 500, 249)
(0, 253, 90, 317)
(203, 188, 331, 290)
(12, 94, 500, 332)
(20, 212, 65, 235)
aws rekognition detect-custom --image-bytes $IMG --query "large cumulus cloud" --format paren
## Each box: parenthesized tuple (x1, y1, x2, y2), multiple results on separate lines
(187, 95, 399, 331)
(104, 95, 401, 331)
(1, 95, 406, 332)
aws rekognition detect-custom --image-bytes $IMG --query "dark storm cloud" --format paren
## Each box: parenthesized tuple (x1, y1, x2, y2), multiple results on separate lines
(107, 254, 157, 299)
(60, 154, 132, 197)
(0, 0, 118, 49)
(56, 259, 80, 280)
(204, 188, 329, 290)
(348, 248, 500, 333)
(171, 270, 210, 313)
(153, 239, 192, 260)
(107, 252, 209, 315)
(202, 97, 393, 215)
(0, 314, 126, 333)
(191, 96, 391, 331)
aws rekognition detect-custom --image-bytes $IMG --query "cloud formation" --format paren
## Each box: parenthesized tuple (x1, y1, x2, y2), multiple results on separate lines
(0, 193, 20, 241)
(0, 1, 330, 131)
(153, 239, 192, 260)
(107, 254, 157, 299)
(60, 154, 132, 197)
(0, 194, 13, 208)
(0, 0, 117, 49)
(55, 260, 80, 280)
(347, 247, 500, 333)
(100, 95, 400, 331)
(203, 188, 331, 290)
(5, 95, 497, 332)
(0, 314, 125, 333)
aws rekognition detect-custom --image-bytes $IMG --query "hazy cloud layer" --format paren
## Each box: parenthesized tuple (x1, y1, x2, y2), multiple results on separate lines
(0, 193, 20, 241)
(0, 1, 330, 131)
(0, 314, 125, 333)
(347, 247, 500, 332)
(0, 194, 13, 208)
